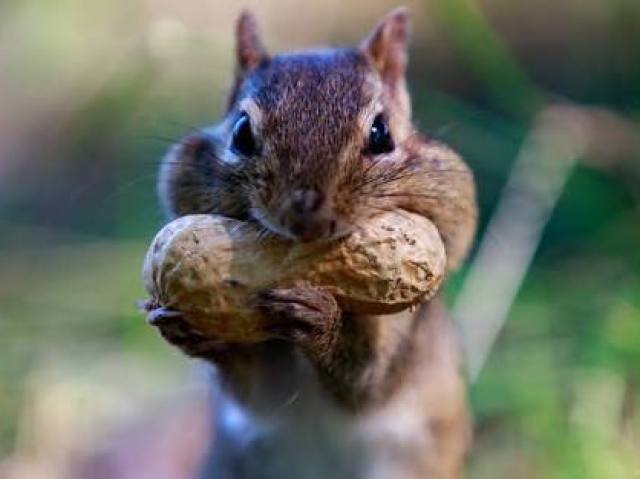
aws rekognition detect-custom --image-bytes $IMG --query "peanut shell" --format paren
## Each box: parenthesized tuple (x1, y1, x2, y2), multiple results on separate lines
(143, 212, 446, 342)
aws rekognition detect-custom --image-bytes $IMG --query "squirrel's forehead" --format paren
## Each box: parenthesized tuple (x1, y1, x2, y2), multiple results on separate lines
(236, 51, 378, 159)
(249, 50, 374, 114)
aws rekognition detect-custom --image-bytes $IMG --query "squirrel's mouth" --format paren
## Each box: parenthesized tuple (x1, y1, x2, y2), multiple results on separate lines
(248, 207, 299, 242)
(248, 207, 350, 244)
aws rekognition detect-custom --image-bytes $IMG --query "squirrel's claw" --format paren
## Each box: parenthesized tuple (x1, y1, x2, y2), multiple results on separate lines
(145, 306, 227, 359)
(254, 287, 341, 358)
(146, 306, 183, 326)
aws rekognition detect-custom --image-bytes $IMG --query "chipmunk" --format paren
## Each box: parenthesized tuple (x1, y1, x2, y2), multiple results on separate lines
(148, 8, 477, 479)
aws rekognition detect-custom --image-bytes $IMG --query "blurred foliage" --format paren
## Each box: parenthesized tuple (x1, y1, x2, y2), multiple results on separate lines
(0, 0, 639, 477)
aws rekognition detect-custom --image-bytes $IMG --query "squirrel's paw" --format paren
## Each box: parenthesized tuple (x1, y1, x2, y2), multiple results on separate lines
(145, 305, 228, 359)
(254, 287, 341, 358)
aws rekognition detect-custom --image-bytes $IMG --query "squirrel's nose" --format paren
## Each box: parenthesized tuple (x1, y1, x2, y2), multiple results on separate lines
(290, 188, 324, 215)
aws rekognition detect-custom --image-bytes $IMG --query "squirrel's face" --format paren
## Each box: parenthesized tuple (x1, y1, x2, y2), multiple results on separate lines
(222, 49, 412, 242)
(160, 9, 416, 243)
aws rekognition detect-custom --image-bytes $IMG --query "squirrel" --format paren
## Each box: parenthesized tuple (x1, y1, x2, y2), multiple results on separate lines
(148, 7, 477, 479)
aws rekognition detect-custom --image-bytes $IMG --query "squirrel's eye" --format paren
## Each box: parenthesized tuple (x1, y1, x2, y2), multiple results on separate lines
(231, 112, 257, 157)
(367, 114, 394, 155)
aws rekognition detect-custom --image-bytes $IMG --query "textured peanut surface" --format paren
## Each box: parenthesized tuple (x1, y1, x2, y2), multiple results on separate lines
(143, 212, 446, 342)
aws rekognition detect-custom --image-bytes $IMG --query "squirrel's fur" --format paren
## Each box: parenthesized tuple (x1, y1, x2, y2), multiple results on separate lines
(154, 8, 477, 478)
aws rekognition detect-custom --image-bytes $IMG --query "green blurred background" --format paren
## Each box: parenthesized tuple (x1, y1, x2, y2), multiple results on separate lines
(1, 0, 639, 477)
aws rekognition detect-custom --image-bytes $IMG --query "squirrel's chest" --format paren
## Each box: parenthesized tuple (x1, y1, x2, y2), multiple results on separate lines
(211, 378, 429, 479)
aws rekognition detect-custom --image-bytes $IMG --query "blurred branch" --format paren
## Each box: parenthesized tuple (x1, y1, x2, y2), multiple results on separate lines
(454, 105, 586, 381)
(620, 375, 638, 445)
(454, 104, 640, 382)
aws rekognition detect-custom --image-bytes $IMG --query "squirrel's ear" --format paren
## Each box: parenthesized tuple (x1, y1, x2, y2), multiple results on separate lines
(236, 10, 269, 73)
(360, 8, 410, 86)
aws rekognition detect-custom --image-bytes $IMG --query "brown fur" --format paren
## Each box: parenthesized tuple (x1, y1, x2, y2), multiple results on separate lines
(153, 8, 477, 478)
